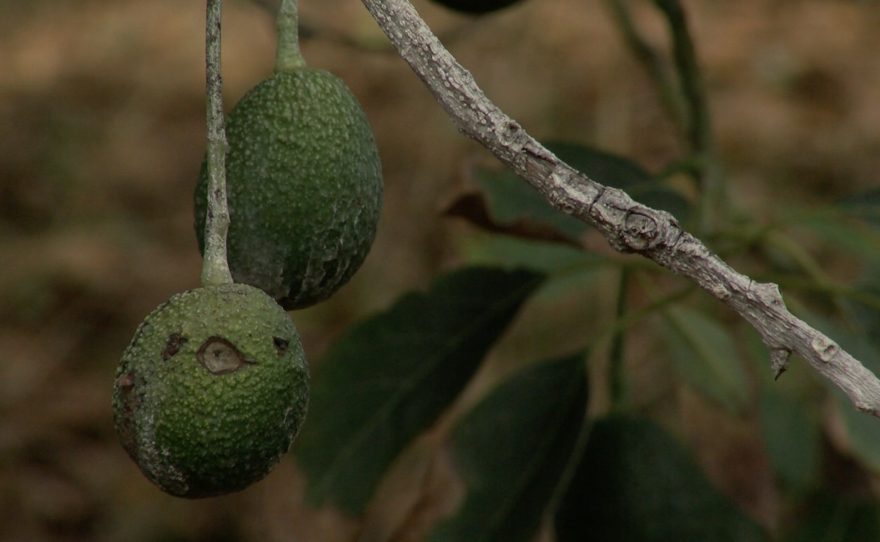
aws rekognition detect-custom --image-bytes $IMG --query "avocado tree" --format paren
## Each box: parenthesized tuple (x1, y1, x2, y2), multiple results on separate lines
(115, 0, 880, 539)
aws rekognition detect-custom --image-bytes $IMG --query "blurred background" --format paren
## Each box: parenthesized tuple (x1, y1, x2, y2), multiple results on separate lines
(1, 0, 879, 540)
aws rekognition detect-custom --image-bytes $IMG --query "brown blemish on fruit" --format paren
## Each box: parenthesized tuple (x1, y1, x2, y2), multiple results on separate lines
(162, 333, 188, 361)
(196, 336, 254, 375)
(273, 337, 289, 356)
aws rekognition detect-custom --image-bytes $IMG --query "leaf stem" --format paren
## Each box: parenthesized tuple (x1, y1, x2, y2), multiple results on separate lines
(202, 0, 234, 287)
(275, 0, 307, 72)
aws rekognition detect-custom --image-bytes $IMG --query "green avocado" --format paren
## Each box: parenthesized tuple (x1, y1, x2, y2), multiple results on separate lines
(194, 68, 383, 310)
(112, 283, 309, 498)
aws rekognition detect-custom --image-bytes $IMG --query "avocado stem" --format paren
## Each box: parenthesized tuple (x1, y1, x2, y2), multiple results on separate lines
(202, 0, 234, 287)
(275, 0, 307, 72)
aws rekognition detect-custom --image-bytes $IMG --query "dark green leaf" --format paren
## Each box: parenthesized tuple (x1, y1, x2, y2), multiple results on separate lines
(555, 415, 766, 542)
(846, 262, 880, 343)
(460, 234, 606, 274)
(545, 142, 654, 190)
(428, 0, 528, 15)
(629, 184, 692, 223)
(758, 390, 821, 491)
(476, 169, 588, 243)
(469, 142, 690, 244)
(295, 267, 544, 514)
(782, 492, 880, 542)
(427, 353, 589, 542)
(801, 314, 880, 472)
(839, 187, 880, 230)
(663, 306, 752, 413)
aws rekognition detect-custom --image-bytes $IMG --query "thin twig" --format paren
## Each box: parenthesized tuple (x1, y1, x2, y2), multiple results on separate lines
(360, 0, 880, 417)
(202, 0, 233, 287)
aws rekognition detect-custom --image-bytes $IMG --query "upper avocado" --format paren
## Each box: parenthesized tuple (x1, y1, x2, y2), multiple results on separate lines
(194, 69, 383, 310)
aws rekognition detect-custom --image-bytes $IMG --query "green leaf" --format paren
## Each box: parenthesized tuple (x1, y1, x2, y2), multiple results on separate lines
(801, 314, 880, 472)
(758, 390, 821, 491)
(800, 214, 880, 261)
(476, 168, 588, 243)
(663, 306, 752, 413)
(295, 267, 545, 514)
(846, 262, 880, 342)
(746, 330, 821, 492)
(427, 353, 589, 542)
(629, 184, 692, 223)
(782, 492, 880, 542)
(546, 141, 654, 190)
(459, 233, 607, 275)
(548, 142, 692, 222)
(471, 142, 690, 244)
(839, 187, 880, 231)
(555, 415, 766, 542)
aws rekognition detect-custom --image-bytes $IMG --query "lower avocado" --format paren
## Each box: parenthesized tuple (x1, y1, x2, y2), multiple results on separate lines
(112, 283, 309, 498)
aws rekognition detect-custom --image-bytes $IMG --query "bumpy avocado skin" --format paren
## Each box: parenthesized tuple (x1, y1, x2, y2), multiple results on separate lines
(194, 69, 383, 310)
(113, 284, 309, 498)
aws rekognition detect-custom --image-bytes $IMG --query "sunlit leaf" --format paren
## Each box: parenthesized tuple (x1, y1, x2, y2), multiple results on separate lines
(295, 267, 544, 514)
(427, 353, 589, 542)
(663, 306, 752, 413)
(555, 415, 766, 542)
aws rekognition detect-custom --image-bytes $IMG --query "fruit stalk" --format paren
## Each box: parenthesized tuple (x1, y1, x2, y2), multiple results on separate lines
(202, 0, 234, 287)
(275, 0, 307, 72)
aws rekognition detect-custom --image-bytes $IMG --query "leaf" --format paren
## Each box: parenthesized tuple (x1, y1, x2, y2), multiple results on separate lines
(475, 168, 588, 243)
(428, 0, 529, 15)
(459, 234, 606, 275)
(662, 306, 752, 413)
(799, 313, 880, 472)
(838, 187, 880, 231)
(295, 267, 545, 514)
(782, 491, 880, 542)
(427, 353, 589, 542)
(555, 415, 766, 542)
(546, 141, 654, 190)
(800, 214, 880, 261)
(758, 390, 821, 492)
(746, 330, 822, 492)
(455, 142, 691, 244)
(628, 184, 692, 224)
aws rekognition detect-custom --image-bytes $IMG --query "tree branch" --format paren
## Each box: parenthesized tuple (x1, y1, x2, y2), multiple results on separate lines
(360, 0, 880, 417)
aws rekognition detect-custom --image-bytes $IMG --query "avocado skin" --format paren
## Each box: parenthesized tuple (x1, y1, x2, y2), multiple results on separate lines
(112, 283, 309, 498)
(194, 69, 383, 310)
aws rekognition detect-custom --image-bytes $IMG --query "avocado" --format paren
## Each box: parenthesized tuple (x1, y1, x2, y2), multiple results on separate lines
(112, 283, 309, 498)
(194, 69, 383, 310)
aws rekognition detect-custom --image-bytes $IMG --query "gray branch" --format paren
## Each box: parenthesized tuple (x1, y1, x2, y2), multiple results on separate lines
(360, 0, 880, 416)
